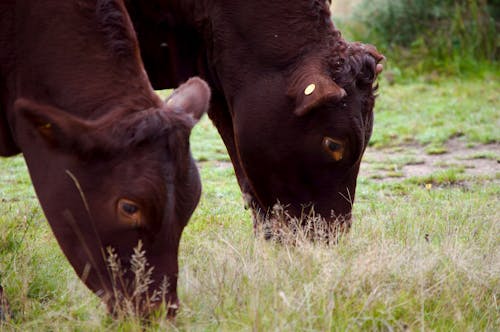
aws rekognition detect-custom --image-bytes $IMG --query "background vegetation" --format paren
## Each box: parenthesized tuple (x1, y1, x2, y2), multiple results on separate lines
(335, 0, 499, 78)
(0, 1, 498, 330)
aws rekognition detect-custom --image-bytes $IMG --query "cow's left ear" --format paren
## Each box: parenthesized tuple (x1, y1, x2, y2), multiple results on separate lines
(15, 98, 93, 152)
(364, 44, 385, 75)
(165, 77, 211, 127)
(353, 43, 385, 86)
(288, 63, 346, 117)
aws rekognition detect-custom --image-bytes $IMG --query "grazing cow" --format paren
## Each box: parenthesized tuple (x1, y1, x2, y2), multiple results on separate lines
(125, 1, 384, 233)
(0, 0, 210, 316)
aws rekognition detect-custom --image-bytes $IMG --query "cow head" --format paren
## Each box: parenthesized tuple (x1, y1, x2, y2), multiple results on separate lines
(15, 78, 210, 316)
(228, 41, 384, 233)
(209, 1, 384, 231)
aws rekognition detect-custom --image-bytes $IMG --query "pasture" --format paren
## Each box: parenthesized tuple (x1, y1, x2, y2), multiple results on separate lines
(0, 76, 499, 330)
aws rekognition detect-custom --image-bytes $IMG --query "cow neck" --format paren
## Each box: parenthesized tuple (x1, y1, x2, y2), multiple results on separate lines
(13, 0, 160, 120)
(189, 1, 343, 105)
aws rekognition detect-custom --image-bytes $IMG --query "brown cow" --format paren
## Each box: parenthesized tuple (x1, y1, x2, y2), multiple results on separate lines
(125, 1, 384, 234)
(0, 0, 210, 316)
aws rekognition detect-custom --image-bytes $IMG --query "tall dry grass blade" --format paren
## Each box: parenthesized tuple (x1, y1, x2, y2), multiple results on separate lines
(105, 241, 171, 319)
(63, 169, 111, 296)
(254, 203, 351, 245)
(0, 285, 9, 322)
(62, 210, 110, 295)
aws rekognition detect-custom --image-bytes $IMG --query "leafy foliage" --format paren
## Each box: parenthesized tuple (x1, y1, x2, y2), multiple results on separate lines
(346, 0, 498, 75)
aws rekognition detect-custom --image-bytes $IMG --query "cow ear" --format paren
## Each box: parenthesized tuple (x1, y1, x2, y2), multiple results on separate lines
(350, 42, 385, 85)
(288, 65, 346, 117)
(15, 98, 92, 151)
(165, 77, 211, 126)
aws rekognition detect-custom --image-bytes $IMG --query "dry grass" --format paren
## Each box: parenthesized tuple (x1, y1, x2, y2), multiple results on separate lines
(0, 78, 498, 330)
(176, 185, 499, 330)
(105, 241, 169, 319)
(0, 164, 498, 332)
(253, 203, 351, 245)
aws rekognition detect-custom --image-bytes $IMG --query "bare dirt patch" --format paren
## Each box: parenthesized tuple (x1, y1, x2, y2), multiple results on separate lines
(201, 140, 499, 183)
(360, 139, 500, 181)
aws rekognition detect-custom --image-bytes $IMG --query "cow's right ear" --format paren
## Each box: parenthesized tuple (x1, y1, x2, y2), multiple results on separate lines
(288, 62, 346, 117)
(165, 77, 211, 127)
(15, 98, 92, 151)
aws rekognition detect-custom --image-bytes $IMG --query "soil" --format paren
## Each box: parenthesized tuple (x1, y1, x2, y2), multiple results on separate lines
(360, 139, 500, 181)
(207, 140, 499, 183)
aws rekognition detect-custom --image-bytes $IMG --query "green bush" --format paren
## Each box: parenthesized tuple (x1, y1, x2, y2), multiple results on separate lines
(347, 0, 498, 76)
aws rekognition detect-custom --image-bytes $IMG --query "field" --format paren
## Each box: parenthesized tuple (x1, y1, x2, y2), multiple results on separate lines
(0, 76, 499, 330)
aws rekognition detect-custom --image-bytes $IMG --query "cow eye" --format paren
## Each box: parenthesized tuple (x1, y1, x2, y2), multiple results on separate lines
(322, 137, 345, 161)
(121, 202, 139, 215)
(117, 199, 142, 226)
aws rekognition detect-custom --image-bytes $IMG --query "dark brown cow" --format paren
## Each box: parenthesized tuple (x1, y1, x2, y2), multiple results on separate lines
(0, 0, 210, 316)
(125, 1, 384, 233)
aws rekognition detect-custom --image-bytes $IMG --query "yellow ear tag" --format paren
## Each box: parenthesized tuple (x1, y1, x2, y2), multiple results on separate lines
(304, 84, 316, 96)
(41, 123, 52, 129)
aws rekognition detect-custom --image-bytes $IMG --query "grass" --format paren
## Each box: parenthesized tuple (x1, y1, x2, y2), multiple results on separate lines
(370, 77, 499, 148)
(0, 77, 499, 330)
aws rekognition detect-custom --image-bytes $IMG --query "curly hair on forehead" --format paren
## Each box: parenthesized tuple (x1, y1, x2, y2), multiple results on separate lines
(328, 41, 384, 90)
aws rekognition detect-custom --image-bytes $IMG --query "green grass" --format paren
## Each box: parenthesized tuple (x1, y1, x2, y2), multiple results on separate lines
(370, 77, 499, 148)
(1, 78, 499, 330)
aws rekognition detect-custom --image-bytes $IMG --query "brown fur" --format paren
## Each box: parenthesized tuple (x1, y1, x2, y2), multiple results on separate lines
(0, 0, 210, 316)
(126, 0, 384, 228)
